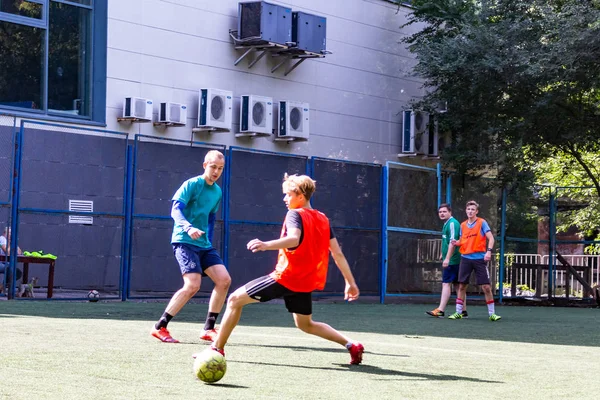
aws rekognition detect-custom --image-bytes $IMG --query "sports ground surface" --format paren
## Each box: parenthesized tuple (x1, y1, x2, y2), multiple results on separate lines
(1, 301, 599, 399)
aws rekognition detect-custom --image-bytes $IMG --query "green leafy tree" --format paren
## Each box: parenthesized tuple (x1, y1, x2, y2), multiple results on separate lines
(402, 0, 600, 242)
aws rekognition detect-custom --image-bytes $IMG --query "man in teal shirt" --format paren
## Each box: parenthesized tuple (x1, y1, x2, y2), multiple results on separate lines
(151, 150, 232, 343)
(426, 204, 467, 318)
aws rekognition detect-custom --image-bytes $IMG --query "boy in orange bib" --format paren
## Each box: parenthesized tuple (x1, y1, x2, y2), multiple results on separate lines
(202, 173, 364, 365)
(446, 200, 501, 321)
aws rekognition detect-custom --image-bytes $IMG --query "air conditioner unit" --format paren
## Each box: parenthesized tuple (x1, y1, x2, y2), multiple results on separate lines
(123, 97, 153, 121)
(401, 110, 432, 155)
(292, 11, 327, 54)
(276, 101, 309, 141)
(158, 102, 187, 125)
(198, 89, 233, 130)
(240, 94, 273, 136)
(238, 1, 292, 46)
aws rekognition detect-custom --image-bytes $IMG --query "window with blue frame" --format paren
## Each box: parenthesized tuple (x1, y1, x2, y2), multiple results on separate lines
(0, 0, 106, 123)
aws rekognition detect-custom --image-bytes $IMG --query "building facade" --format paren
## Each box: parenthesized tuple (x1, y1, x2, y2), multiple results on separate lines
(1, 0, 423, 164)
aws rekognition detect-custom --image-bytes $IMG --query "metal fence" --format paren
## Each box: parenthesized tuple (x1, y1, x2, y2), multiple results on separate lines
(5, 117, 595, 305)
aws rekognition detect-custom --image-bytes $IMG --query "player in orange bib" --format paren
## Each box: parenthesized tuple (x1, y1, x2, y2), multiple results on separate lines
(446, 200, 501, 321)
(202, 173, 364, 365)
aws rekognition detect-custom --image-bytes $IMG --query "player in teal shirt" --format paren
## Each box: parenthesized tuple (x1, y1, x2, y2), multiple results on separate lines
(151, 150, 232, 343)
(426, 203, 467, 318)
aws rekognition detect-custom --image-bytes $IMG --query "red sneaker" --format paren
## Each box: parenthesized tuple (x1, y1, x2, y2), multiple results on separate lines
(349, 343, 364, 365)
(151, 327, 179, 343)
(200, 328, 218, 342)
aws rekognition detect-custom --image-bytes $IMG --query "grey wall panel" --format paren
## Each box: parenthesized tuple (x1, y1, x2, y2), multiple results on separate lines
(20, 128, 127, 213)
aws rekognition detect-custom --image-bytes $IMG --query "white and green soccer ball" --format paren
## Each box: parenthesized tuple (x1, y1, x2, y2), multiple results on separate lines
(193, 349, 227, 383)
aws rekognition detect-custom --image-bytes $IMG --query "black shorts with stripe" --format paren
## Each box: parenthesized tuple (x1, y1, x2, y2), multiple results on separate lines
(245, 275, 313, 315)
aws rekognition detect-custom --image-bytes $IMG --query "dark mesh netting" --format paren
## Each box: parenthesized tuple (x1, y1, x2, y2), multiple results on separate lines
(388, 166, 439, 231)
(134, 140, 225, 218)
(387, 231, 441, 294)
(311, 159, 381, 229)
(129, 218, 224, 295)
(387, 230, 496, 295)
(17, 213, 123, 294)
(0, 115, 15, 204)
(228, 150, 308, 223)
(19, 125, 127, 213)
(322, 229, 379, 294)
(227, 223, 281, 289)
(451, 176, 499, 229)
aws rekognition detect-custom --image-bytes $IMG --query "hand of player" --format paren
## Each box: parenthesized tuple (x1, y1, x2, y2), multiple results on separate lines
(344, 282, 360, 302)
(442, 259, 449, 268)
(187, 227, 205, 240)
(247, 238, 268, 252)
(450, 239, 457, 246)
(484, 251, 492, 262)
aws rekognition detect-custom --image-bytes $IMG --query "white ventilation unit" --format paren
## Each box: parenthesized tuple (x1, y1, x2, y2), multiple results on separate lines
(197, 88, 233, 130)
(239, 95, 273, 136)
(158, 102, 187, 125)
(401, 110, 438, 155)
(276, 101, 309, 141)
(123, 97, 153, 121)
(69, 200, 93, 225)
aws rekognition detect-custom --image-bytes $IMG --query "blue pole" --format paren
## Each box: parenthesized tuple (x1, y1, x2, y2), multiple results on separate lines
(121, 144, 134, 301)
(498, 187, 507, 303)
(436, 163, 442, 208)
(222, 147, 233, 269)
(8, 123, 23, 300)
(380, 163, 389, 304)
(548, 190, 555, 298)
(446, 174, 452, 205)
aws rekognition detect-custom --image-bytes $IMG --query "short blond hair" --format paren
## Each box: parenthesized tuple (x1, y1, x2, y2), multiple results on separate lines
(466, 200, 479, 210)
(204, 150, 224, 163)
(282, 173, 316, 201)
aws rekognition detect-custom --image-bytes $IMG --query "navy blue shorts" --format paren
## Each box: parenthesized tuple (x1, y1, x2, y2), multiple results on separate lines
(458, 257, 491, 285)
(442, 264, 460, 283)
(172, 243, 223, 276)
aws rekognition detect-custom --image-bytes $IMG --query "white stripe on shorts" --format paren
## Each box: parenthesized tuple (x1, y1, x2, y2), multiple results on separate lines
(246, 276, 276, 296)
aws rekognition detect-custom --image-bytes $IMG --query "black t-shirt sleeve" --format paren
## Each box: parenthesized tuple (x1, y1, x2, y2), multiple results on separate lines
(285, 210, 303, 232)
(329, 226, 335, 239)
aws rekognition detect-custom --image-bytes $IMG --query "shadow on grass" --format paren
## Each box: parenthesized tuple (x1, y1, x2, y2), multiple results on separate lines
(233, 342, 410, 359)
(1, 301, 599, 347)
(233, 360, 501, 384)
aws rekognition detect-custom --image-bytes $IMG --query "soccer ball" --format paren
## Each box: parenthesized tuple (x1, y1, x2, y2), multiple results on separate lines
(193, 349, 227, 383)
(87, 290, 100, 302)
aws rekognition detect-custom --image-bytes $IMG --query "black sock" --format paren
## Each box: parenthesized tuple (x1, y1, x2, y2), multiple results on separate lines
(204, 312, 219, 331)
(155, 312, 173, 330)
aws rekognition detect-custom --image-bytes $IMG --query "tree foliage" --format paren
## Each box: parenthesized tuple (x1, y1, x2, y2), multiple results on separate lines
(403, 0, 600, 187)
(403, 0, 600, 241)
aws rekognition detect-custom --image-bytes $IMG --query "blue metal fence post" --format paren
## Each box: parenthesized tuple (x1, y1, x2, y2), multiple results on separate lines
(548, 190, 556, 298)
(120, 144, 134, 301)
(380, 163, 389, 304)
(498, 187, 507, 303)
(8, 123, 23, 300)
(222, 147, 233, 269)
(436, 163, 442, 208)
(446, 174, 452, 205)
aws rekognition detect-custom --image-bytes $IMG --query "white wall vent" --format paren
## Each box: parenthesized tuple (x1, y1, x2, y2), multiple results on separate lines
(275, 100, 309, 141)
(239, 94, 273, 136)
(197, 89, 233, 130)
(69, 200, 93, 225)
